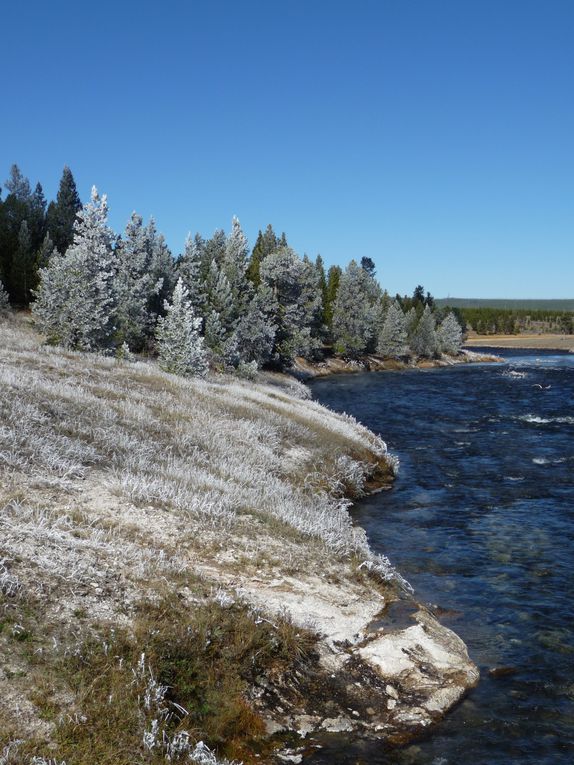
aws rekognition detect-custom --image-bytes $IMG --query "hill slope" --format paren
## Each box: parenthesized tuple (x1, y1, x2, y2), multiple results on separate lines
(0, 314, 477, 763)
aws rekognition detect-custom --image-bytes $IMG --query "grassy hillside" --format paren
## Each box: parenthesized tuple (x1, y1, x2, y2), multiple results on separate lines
(0, 314, 478, 763)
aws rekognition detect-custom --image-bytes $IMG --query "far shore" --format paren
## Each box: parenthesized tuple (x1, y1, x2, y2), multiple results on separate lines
(465, 333, 574, 352)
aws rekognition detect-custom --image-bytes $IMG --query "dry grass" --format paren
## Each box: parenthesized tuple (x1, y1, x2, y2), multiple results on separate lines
(0, 313, 401, 761)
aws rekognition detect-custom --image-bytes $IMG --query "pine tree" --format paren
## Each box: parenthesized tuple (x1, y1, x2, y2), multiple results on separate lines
(259, 246, 322, 364)
(177, 233, 205, 316)
(0, 278, 9, 313)
(233, 290, 276, 368)
(115, 212, 163, 351)
(410, 304, 438, 357)
(437, 312, 463, 354)
(46, 166, 81, 255)
(155, 278, 208, 377)
(203, 259, 236, 359)
(331, 260, 382, 356)
(11, 220, 34, 304)
(324, 265, 342, 330)
(4, 164, 31, 200)
(146, 218, 176, 320)
(315, 255, 328, 323)
(377, 301, 409, 357)
(33, 187, 116, 350)
(247, 223, 280, 286)
(35, 232, 55, 270)
(223, 216, 252, 316)
(29, 182, 47, 251)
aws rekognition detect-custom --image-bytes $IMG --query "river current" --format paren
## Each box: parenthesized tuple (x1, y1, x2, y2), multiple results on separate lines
(310, 349, 574, 765)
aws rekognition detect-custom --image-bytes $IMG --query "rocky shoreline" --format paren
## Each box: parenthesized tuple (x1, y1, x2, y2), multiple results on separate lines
(290, 349, 502, 380)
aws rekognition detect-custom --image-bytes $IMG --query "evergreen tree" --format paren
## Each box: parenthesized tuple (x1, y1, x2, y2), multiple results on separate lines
(259, 246, 322, 364)
(33, 187, 116, 350)
(10, 220, 34, 304)
(315, 254, 328, 323)
(202, 229, 227, 275)
(360, 256, 376, 277)
(233, 289, 276, 367)
(247, 223, 280, 286)
(146, 218, 176, 320)
(437, 312, 463, 354)
(223, 216, 252, 316)
(155, 278, 208, 377)
(377, 301, 409, 357)
(29, 182, 47, 251)
(115, 212, 163, 351)
(405, 306, 418, 340)
(410, 304, 438, 357)
(35, 232, 55, 270)
(4, 164, 31, 200)
(324, 264, 342, 330)
(0, 278, 9, 312)
(177, 233, 206, 316)
(203, 259, 236, 359)
(331, 260, 382, 356)
(46, 166, 81, 255)
(0, 165, 32, 298)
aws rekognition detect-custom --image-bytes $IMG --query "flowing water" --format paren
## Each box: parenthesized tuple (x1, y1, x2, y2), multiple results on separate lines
(309, 350, 574, 764)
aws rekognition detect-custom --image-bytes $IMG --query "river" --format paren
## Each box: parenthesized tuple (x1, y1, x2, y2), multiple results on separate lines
(309, 349, 574, 764)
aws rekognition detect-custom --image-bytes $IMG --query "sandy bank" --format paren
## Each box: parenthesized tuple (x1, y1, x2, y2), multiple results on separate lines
(465, 332, 574, 351)
(0, 314, 479, 763)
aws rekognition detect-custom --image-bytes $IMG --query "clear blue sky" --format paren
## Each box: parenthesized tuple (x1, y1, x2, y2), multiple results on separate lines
(2, 0, 572, 298)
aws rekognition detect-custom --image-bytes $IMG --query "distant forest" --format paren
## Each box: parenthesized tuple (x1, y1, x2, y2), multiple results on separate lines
(437, 299, 574, 336)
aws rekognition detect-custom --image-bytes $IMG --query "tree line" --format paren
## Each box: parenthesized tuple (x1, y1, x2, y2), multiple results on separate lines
(447, 306, 574, 335)
(0, 164, 464, 376)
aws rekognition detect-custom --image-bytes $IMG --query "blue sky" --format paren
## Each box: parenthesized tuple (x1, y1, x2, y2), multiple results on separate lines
(2, 0, 572, 298)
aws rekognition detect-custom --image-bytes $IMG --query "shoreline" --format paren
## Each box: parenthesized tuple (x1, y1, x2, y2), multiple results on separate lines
(291, 349, 501, 380)
(465, 333, 574, 352)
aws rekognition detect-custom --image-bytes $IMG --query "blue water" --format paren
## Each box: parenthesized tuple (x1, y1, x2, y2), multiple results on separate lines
(309, 350, 574, 764)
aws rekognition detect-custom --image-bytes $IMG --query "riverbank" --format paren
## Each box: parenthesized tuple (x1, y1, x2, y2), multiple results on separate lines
(0, 314, 478, 764)
(465, 332, 574, 351)
(291, 349, 501, 380)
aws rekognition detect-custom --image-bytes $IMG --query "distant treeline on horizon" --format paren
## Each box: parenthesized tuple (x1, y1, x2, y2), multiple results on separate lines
(436, 298, 574, 312)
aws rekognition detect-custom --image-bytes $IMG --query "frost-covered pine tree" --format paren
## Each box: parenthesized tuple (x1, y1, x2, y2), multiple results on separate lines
(410, 304, 438, 358)
(146, 218, 176, 320)
(155, 278, 208, 377)
(203, 259, 236, 358)
(437, 312, 463, 354)
(259, 247, 322, 364)
(0, 278, 10, 313)
(377, 301, 409, 358)
(177, 233, 206, 316)
(35, 232, 55, 269)
(331, 260, 382, 356)
(233, 289, 276, 368)
(223, 216, 252, 316)
(33, 186, 116, 350)
(115, 212, 163, 351)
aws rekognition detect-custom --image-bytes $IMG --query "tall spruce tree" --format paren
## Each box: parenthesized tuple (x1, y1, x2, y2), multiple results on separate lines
(247, 223, 281, 286)
(115, 212, 163, 351)
(437, 312, 463, 354)
(146, 218, 176, 321)
(11, 220, 34, 304)
(0, 165, 33, 299)
(33, 187, 116, 350)
(324, 264, 342, 331)
(331, 260, 382, 356)
(155, 278, 208, 377)
(377, 301, 409, 357)
(223, 216, 252, 316)
(410, 304, 438, 357)
(177, 233, 206, 317)
(259, 246, 322, 365)
(46, 166, 81, 255)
